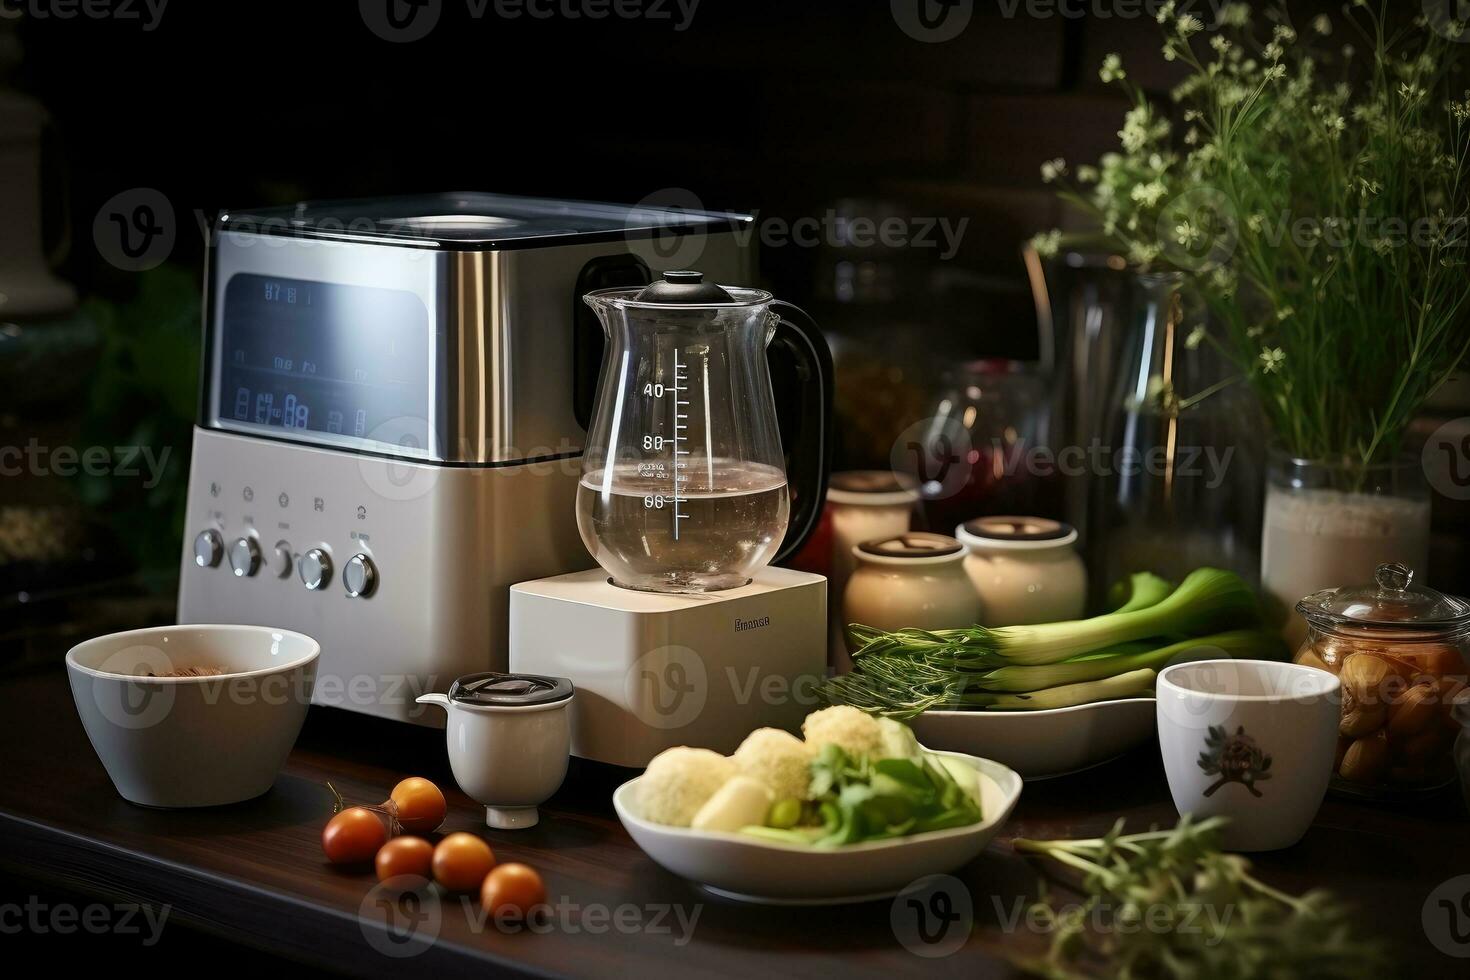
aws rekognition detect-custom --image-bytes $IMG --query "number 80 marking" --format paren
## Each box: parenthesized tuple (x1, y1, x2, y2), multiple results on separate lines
(644, 495, 667, 509)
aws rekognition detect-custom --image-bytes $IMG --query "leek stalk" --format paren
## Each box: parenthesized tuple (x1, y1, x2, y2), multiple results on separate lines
(847, 568, 1261, 668)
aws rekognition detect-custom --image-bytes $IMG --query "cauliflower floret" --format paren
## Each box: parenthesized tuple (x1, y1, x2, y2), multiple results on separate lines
(691, 776, 773, 833)
(877, 717, 921, 761)
(732, 727, 815, 800)
(802, 705, 884, 759)
(636, 747, 736, 827)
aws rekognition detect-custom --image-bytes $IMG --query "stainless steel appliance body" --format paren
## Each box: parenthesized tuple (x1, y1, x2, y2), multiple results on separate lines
(177, 194, 754, 723)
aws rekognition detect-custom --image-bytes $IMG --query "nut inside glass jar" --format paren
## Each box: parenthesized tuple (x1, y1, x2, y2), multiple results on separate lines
(1294, 563, 1470, 797)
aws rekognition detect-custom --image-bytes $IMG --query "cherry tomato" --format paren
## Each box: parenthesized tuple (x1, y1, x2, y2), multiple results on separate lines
(322, 807, 387, 865)
(432, 832, 496, 892)
(480, 863, 547, 920)
(390, 777, 446, 834)
(375, 836, 435, 883)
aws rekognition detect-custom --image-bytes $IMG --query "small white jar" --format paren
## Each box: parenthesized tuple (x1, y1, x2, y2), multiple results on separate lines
(826, 471, 919, 664)
(827, 471, 920, 586)
(417, 672, 573, 829)
(843, 533, 981, 653)
(955, 517, 1087, 627)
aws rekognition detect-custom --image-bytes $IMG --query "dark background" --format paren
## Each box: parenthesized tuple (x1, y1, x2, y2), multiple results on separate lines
(21, 0, 1182, 332)
(6, 0, 1465, 607)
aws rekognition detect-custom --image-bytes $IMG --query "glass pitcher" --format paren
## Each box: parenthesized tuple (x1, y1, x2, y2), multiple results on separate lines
(580, 272, 830, 593)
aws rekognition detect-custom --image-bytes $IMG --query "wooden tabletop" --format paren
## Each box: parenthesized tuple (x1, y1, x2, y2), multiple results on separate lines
(1, 665, 1465, 977)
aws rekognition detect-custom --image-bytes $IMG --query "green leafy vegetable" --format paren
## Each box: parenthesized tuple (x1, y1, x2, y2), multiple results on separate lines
(1011, 816, 1388, 979)
(846, 568, 1260, 669)
(817, 569, 1277, 717)
(980, 631, 1284, 692)
(818, 629, 1285, 718)
(1107, 571, 1174, 613)
(741, 744, 982, 847)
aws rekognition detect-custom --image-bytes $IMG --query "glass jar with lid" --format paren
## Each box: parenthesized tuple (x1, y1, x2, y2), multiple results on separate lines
(1294, 562, 1470, 798)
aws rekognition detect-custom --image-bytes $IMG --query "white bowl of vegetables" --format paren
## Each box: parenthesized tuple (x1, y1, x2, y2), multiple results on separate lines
(822, 569, 1291, 779)
(612, 707, 1022, 904)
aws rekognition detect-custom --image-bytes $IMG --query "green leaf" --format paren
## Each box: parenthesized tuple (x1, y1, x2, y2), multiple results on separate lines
(873, 758, 930, 790)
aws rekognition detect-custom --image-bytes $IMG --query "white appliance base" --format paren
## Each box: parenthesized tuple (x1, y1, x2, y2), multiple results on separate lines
(509, 568, 828, 767)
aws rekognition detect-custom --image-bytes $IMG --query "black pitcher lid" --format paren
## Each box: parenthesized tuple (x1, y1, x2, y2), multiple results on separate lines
(633, 270, 735, 304)
(447, 671, 573, 707)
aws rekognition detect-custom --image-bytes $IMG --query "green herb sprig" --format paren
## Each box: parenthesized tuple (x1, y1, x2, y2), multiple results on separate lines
(1011, 816, 1388, 979)
(1033, 2, 1470, 478)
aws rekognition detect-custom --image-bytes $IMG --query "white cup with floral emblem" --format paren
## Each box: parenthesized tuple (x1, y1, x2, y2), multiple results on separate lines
(1156, 659, 1340, 852)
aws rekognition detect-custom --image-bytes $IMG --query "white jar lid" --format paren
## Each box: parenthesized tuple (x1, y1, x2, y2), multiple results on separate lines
(955, 516, 1078, 552)
(826, 470, 920, 508)
(853, 532, 966, 566)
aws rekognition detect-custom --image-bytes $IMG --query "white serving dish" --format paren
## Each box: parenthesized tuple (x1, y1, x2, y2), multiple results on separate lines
(66, 624, 320, 808)
(613, 750, 1021, 904)
(908, 698, 1156, 780)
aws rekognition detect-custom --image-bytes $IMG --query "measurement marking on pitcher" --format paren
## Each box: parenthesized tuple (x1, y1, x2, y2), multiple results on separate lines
(671, 353, 688, 540)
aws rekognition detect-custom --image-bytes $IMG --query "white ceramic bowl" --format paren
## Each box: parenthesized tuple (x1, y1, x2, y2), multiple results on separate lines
(909, 698, 1156, 780)
(613, 750, 1022, 904)
(66, 625, 320, 808)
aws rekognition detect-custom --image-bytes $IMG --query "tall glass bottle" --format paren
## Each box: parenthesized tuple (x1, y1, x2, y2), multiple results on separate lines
(1087, 272, 1263, 605)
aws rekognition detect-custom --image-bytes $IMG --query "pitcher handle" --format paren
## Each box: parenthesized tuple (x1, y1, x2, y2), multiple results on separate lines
(767, 300, 833, 565)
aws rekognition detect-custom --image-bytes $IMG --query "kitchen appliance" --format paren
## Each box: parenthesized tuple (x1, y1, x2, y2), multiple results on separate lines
(177, 194, 755, 724)
(509, 273, 832, 766)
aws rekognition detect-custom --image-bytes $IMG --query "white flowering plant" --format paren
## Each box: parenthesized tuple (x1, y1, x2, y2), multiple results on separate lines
(1033, 2, 1470, 475)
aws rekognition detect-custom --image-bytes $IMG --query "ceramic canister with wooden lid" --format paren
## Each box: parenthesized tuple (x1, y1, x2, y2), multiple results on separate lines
(842, 532, 981, 655)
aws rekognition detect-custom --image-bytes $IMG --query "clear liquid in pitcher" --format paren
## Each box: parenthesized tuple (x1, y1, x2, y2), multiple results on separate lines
(576, 459, 790, 592)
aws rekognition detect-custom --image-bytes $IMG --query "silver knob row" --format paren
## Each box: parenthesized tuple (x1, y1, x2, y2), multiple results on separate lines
(192, 530, 376, 598)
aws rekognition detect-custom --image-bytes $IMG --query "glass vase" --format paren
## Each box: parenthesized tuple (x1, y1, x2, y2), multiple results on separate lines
(1087, 272, 1264, 608)
(1040, 250, 1134, 547)
(905, 359, 1063, 536)
(1262, 452, 1431, 649)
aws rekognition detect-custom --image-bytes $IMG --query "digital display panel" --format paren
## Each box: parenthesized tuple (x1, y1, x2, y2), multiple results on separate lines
(217, 274, 433, 453)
